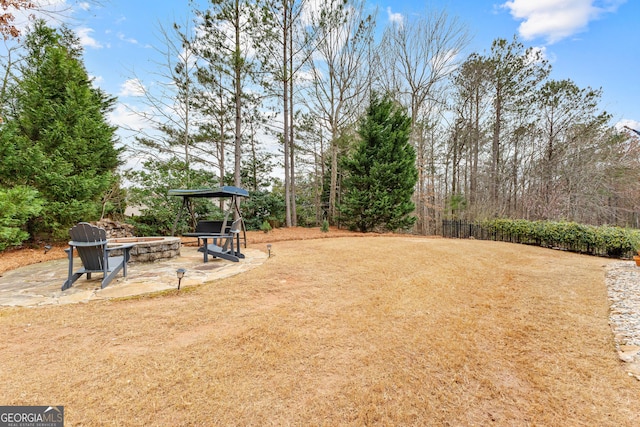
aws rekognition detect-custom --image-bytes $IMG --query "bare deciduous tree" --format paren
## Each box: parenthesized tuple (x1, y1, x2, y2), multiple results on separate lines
(374, 7, 470, 233)
(304, 0, 375, 224)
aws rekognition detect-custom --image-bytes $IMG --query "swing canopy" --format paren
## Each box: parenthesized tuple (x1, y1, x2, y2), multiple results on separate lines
(167, 186, 250, 199)
(168, 186, 250, 237)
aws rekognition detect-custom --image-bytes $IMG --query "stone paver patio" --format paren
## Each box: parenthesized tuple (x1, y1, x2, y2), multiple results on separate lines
(0, 246, 267, 307)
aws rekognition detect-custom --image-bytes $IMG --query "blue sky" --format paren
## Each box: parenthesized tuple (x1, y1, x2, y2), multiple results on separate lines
(17, 0, 640, 132)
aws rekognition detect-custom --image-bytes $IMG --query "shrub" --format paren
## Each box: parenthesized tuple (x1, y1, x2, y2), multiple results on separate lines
(595, 225, 640, 257)
(0, 186, 44, 250)
(241, 190, 285, 231)
(260, 220, 272, 233)
(479, 218, 640, 258)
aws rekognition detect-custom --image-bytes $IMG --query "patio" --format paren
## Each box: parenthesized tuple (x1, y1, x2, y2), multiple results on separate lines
(0, 245, 267, 307)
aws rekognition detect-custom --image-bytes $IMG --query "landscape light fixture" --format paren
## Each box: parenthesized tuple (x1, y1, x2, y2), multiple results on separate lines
(44, 245, 52, 254)
(267, 244, 272, 258)
(176, 268, 186, 290)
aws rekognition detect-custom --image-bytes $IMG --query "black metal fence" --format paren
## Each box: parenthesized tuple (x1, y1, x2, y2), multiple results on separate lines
(441, 220, 494, 241)
(441, 220, 637, 259)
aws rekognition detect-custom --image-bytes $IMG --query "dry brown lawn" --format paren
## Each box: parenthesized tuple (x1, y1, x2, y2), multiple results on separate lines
(1, 229, 639, 426)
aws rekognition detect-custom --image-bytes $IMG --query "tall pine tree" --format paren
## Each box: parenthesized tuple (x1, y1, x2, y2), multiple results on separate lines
(0, 21, 121, 237)
(340, 94, 418, 232)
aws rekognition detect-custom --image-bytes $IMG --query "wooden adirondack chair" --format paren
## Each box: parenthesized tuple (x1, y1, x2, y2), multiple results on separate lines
(197, 218, 245, 263)
(62, 222, 135, 291)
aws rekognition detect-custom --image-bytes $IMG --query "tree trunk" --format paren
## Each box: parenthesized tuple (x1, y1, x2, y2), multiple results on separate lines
(233, 0, 242, 191)
(289, 23, 297, 227)
(329, 135, 338, 223)
(491, 89, 501, 216)
(282, 0, 292, 227)
(470, 87, 480, 208)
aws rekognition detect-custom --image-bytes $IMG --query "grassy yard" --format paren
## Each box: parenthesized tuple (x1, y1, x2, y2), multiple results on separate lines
(1, 233, 638, 425)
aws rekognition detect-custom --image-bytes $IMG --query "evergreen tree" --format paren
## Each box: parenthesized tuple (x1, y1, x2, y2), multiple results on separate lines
(340, 94, 418, 232)
(0, 21, 121, 237)
(124, 158, 218, 236)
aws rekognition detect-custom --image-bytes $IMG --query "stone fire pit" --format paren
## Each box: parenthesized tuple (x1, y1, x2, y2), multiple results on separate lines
(108, 236, 181, 262)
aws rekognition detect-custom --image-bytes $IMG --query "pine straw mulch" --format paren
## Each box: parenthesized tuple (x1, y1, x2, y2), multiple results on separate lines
(1, 228, 639, 425)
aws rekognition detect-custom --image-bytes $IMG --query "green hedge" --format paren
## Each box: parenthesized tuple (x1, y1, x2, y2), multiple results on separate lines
(444, 219, 640, 258)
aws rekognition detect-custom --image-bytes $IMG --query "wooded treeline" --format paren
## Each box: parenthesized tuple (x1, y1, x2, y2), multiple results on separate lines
(125, 0, 640, 233)
(2, 0, 639, 243)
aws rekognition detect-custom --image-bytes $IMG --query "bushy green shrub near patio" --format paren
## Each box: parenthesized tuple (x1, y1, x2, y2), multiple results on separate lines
(241, 190, 285, 231)
(0, 186, 43, 250)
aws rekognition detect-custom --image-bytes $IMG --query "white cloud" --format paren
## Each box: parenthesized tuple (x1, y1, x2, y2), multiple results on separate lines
(193, 16, 256, 61)
(76, 27, 103, 49)
(4, 0, 68, 34)
(109, 103, 152, 132)
(31, 0, 68, 11)
(616, 119, 640, 133)
(430, 49, 460, 75)
(523, 45, 549, 65)
(119, 78, 146, 97)
(502, 0, 626, 44)
(78, 2, 90, 11)
(300, 0, 326, 26)
(386, 7, 404, 27)
(89, 74, 103, 86)
(117, 32, 138, 45)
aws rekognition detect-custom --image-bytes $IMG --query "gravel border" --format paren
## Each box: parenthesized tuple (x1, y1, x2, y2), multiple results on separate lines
(605, 261, 640, 380)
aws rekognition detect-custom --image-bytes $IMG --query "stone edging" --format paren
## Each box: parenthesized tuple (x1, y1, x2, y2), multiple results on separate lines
(605, 261, 640, 380)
